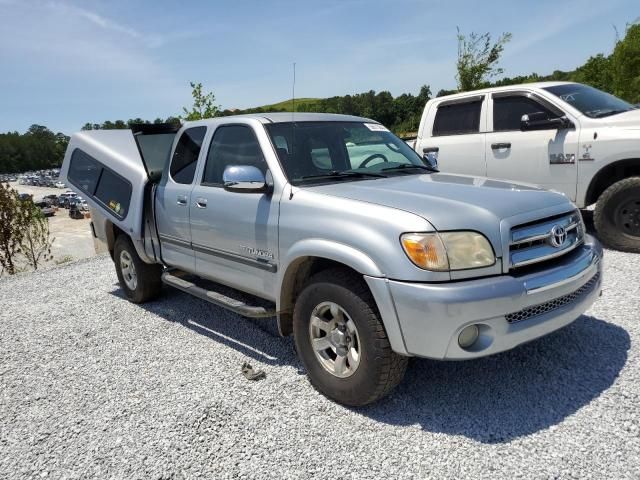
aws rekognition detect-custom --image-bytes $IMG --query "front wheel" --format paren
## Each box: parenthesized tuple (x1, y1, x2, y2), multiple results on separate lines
(113, 235, 163, 303)
(293, 268, 408, 406)
(594, 177, 640, 253)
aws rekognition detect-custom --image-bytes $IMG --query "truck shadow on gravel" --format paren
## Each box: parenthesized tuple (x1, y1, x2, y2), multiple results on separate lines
(361, 314, 629, 443)
(110, 286, 297, 367)
(111, 286, 628, 444)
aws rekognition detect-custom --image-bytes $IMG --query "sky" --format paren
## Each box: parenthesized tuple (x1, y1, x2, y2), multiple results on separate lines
(0, 0, 637, 134)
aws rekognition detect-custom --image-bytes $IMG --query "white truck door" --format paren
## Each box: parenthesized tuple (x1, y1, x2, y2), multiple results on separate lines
(189, 122, 279, 300)
(485, 92, 579, 200)
(155, 126, 207, 272)
(417, 95, 487, 177)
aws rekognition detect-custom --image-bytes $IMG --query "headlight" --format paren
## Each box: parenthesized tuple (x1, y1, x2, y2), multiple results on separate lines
(401, 232, 495, 271)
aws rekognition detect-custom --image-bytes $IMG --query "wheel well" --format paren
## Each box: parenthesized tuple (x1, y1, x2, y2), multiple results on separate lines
(585, 159, 640, 206)
(278, 257, 363, 336)
(105, 220, 127, 259)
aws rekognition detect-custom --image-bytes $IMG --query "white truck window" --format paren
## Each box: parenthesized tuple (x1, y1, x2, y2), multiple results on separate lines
(169, 127, 206, 184)
(432, 100, 482, 136)
(493, 96, 554, 131)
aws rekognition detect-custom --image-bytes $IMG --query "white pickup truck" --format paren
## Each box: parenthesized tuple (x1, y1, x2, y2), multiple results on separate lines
(414, 82, 640, 252)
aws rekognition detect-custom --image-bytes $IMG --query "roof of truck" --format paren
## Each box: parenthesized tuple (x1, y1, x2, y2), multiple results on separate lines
(184, 112, 378, 126)
(433, 81, 576, 100)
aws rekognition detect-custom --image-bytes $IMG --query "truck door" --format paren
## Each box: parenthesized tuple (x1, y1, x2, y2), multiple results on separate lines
(485, 92, 579, 200)
(189, 123, 279, 300)
(418, 95, 487, 177)
(155, 126, 207, 272)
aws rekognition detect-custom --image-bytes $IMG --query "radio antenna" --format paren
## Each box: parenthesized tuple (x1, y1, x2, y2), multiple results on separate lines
(292, 62, 296, 119)
(290, 61, 297, 200)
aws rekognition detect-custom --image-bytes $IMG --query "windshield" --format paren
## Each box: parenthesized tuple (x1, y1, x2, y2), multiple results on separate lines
(544, 83, 635, 118)
(265, 121, 426, 185)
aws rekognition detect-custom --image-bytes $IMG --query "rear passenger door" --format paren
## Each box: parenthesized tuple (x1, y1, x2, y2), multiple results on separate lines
(155, 126, 207, 271)
(420, 95, 487, 177)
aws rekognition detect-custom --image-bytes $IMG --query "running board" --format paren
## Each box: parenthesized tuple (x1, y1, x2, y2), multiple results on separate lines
(161, 270, 276, 318)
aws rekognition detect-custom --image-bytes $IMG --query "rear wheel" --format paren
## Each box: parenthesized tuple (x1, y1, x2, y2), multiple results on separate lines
(113, 235, 163, 303)
(293, 268, 408, 406)
(594, 177, 640, 253)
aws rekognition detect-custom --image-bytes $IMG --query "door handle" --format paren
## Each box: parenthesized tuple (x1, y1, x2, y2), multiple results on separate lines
(423, 146, 440, 153)
(491, 142, 511, 150)
(176, 195, 187, 206)
(195, 197, 208, 209)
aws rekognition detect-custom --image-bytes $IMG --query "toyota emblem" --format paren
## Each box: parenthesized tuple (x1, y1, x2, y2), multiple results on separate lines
(549, 225, 567, 248)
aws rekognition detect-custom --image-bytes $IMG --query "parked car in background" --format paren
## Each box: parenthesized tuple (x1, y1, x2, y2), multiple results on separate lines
(60, 115, 602, 406)
(55, 181, 66, 188)
(414, 82, 640, 252)
(34, 201, 55, 217)
(42, 194, 60, 207)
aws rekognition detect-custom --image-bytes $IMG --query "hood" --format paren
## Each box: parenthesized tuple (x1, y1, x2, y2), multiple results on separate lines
(603, 108, 640, 128)
(306, 173, 570, 239)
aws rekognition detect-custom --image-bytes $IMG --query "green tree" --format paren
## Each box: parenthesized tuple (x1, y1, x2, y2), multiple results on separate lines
(0, 184, 54, 275)
(456, 28, 512, 91)
(182, 82, 220, 120)
(611, 23, 640, 103)
(0, 183, 24, 275)
(19, 200, 54, 271)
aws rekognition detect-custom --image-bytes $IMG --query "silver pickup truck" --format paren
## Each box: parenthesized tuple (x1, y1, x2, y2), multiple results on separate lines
(60, 113, 603, 406)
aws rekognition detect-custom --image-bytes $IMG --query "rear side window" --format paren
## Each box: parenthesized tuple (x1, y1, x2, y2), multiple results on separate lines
(94, 168, 132, 218)
(493, 96, 555, 131)
(67, 150, 101, 194)
(202, 125, 266, 186)
(67, 149, 132, 219)
(170, 127, 206, 184)
(433, 100, 482, 136)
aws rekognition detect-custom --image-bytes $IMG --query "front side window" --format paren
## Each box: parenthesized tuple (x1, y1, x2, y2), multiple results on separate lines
(169, 127, 206, 184)
(202, 125, 266, 185)
(493, 96, 556, 131)
(432, 100, 482, 136)
(266, 121, 425, 185)
(544, 83, 635, 118)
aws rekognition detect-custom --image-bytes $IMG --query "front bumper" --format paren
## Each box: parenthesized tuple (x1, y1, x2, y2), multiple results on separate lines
(365, 235, 603, 360)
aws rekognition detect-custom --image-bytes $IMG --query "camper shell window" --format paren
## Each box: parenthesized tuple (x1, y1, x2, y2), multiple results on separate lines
(68, 149, 132, 219)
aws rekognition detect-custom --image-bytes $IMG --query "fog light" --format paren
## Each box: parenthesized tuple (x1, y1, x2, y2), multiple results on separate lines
(458, 324, 479, 349)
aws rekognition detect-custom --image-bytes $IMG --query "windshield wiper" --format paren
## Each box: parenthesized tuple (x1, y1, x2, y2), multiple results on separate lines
(381, 164, 437, 173)
(300, 170, 387, 181)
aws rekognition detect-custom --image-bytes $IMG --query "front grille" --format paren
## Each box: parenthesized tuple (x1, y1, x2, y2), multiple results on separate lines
(509, 211, 584, 270)
(505, 272, 600, 324)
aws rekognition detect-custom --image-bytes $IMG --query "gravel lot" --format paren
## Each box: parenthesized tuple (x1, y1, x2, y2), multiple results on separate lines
(1, 249, 639, 479)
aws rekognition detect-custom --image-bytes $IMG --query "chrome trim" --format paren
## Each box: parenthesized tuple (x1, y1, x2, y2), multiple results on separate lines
(525, 246, 600, 294)
(511, 236, 583, 268)
(509, 211, 584, 269)
(191, 242, 277, 273)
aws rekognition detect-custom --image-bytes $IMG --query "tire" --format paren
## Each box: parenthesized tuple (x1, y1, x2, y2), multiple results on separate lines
(113, 235, 163, 303)
(293, 268, 408, 406)
(594, 177, 640, 253)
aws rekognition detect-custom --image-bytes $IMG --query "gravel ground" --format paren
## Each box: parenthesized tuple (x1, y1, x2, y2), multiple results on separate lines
(1, 250, 639, 479)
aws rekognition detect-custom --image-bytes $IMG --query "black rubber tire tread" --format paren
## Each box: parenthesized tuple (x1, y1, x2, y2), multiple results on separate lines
(113, 235, 163, 303)
(293, 267, 408, 406)
(594, 176, 640, 253)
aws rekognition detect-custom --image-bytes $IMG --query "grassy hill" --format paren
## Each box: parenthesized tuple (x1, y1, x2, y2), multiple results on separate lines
(257, 98, 323, 111)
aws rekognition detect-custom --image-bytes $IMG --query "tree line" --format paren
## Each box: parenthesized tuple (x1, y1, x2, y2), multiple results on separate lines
(1, 23, 638, 174)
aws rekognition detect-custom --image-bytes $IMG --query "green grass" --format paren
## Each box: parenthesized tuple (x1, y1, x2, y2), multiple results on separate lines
(257, 98, 322, 111)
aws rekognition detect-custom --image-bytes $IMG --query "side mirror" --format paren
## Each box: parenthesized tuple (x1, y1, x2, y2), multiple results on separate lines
(422, 147, 439, 172)
(222, 165, 269, 193)
(520, 112, 573, 131)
